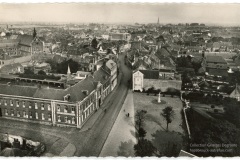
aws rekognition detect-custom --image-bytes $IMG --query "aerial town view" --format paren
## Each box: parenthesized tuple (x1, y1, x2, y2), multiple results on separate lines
(0, 3, 239, 157)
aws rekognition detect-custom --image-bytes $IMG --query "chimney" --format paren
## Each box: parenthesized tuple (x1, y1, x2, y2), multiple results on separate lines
(82, 90, 89, 96)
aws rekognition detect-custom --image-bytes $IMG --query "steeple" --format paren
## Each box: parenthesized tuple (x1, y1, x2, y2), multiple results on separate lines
(67, 64, 71, 75)
(33, 28, 37, 38)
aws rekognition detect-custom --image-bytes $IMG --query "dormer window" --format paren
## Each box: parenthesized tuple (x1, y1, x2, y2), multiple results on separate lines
(63, 94, 70, 101)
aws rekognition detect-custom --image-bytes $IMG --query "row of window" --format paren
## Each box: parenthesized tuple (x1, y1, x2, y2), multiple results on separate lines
(4, 109, 51, 121)
(0, 100, 76, 114)
(0, 100, 51, 111)
(4, 109, 76, 124)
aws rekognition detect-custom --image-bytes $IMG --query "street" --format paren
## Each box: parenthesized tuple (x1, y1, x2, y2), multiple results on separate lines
(74, 51, 132, 156)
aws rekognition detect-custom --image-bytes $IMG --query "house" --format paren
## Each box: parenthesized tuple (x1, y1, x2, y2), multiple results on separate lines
(0, 63, 24, 74)
(132, 70, 182, 92)
(18, 34, 44, 55)
(229, 84, 240, 101)
(104, 59, 118, 91)
(205, 55, 228, 70)
(75, 71, 91, 80)
(33, 62, 51, 74)
(109, 33, 131, 41)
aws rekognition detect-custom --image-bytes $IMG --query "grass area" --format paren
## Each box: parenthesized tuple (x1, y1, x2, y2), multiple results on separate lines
(133, 92, 185, 140)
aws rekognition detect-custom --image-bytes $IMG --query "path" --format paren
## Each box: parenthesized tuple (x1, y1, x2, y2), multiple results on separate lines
(99, 90, 136, 157)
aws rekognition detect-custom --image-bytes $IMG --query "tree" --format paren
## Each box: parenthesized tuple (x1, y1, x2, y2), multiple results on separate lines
(135, 110, 147, 140)
(134, 139, 156, 157)
(161, 106, 175, 131)
(91, 38, 98, 49)
(151, 130, 183, 157)
(38, 70, 46, 75)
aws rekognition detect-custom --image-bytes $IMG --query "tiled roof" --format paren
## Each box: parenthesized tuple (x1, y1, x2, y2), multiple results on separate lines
(208, 68, 228, 77)
(140, 70, 159, 79)
(206, 55, 227, 64)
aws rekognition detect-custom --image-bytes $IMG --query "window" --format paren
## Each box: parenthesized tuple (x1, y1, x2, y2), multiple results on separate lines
(71, 107, 75, 114)
(64, 106, 68, 113)
(35, 102, 38, 109)
(23, 111, 26, 118)
(5, 109, 8, 115)
(48, 114, 51, 121)
(47, 104, 51, 111)
(4, 100, 7, 106)
(58, 115, 61, 122)
(28, 102, 31, 108)
(29, 111, 32, 118)
(42, 113, 45, 120)
(10, 100, 13, 106)
(0, 99, 2, 105)
(35, 112, 38, 119)
(10, 109, 14, 116)
(16, 101, 19, 107)
(57, 105, 60, 112)
(23, 101, 25, 108)
(17, 111, 20, 117)
(65, 117, 68, 123)
(72, 117, 75, 124)
(41, 103, 44, 110)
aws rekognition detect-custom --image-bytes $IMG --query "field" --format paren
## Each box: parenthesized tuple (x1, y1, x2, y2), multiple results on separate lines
(133, 92, 185, 140)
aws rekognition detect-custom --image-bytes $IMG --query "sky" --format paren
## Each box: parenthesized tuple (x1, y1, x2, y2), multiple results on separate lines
(1, 3, 240, 25)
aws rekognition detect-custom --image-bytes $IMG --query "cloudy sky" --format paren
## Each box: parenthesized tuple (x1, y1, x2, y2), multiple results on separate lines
(0, 3, 240, 25)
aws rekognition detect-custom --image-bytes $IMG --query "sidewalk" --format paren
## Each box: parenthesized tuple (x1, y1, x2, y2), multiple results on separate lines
(99, 90, 136, 157)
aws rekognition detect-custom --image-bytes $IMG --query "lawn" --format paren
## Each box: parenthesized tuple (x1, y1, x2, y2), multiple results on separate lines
(133, 92, 185, 140)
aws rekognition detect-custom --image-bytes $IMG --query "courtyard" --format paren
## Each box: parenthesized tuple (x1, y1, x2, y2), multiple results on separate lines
(133, 92, 185, 140)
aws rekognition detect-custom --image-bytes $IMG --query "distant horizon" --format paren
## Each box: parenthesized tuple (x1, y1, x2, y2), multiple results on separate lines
(1, 3, 240, 26)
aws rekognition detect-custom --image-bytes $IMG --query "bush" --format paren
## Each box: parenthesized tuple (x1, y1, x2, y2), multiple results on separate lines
(214, 109, 218, 113)
(211, 105, 215, 109)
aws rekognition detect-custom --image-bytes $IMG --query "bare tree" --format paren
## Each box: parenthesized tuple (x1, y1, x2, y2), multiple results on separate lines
(135, 110, 147, 140)
(161, 106, 175, 131)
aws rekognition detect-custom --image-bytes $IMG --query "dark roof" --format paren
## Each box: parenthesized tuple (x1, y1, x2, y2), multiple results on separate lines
(155, 48, 170, 59)
(93, 67, 110, 84)
(206, 55, 227, 64)
(208, 68, 228, 77)
(33, 88, 66, 101)
(139, 70, 159, 79)
(0, 84, 37, 97)
(67, 76, 97, 102)
(18, 35, 34, 46)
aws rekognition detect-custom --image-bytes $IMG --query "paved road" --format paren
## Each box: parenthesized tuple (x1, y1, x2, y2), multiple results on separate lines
(73, 52, 132, 156)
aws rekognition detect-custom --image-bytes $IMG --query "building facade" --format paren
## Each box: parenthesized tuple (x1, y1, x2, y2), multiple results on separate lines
(0, 66, 115, 129)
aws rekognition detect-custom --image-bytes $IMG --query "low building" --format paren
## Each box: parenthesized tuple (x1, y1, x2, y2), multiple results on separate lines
(132, 69, 182, 92)
(109, 33, 131, 41)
